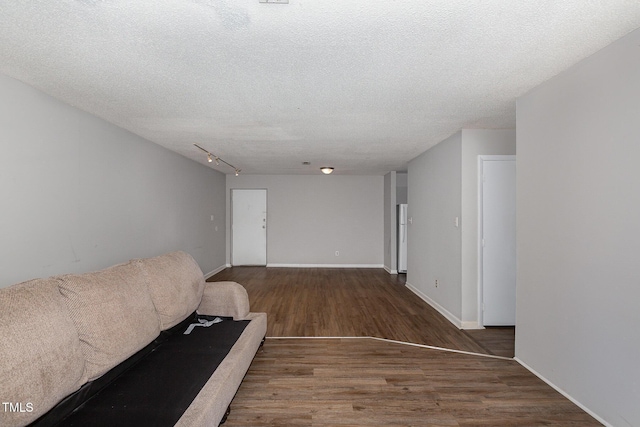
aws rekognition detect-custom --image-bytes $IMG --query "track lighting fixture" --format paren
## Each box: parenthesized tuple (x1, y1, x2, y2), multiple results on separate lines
(194, 143, 240, 176)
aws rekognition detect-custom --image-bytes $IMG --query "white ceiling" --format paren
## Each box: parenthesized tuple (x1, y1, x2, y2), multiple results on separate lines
(1, 1, 639, 175)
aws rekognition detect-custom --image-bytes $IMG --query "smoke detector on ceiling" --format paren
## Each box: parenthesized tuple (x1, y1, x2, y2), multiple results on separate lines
(259, 0, 289, 3)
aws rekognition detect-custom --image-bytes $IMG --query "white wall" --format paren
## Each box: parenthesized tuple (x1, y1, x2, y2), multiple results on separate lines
(383, 171, 397, 273)
(407, 132, 463, 323)
(460, 129, 516, 327)
(516, 28, 640, 426)
(0, 73, 227, 288)
(226, 175, 383, 267)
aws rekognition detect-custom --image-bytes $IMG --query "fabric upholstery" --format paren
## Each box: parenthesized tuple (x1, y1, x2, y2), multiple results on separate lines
(57, 260, 160, 380)
(54, 317, 251, 427)
(175, 312, 267, 427)
(1, 253, 265, 427)
(197, 281, 250, 320)
(0, 278, 86, 427)
(139, 251, 205, 330)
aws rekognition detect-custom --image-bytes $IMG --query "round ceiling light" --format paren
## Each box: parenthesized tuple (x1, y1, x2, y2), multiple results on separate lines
(320, 167, 334, 174)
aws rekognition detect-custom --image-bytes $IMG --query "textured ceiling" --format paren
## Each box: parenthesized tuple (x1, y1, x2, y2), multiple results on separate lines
(1, 1, 640, 175)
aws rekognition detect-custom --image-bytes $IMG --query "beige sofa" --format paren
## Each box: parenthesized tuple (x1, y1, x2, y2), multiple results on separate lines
(0, 251, 267, 427)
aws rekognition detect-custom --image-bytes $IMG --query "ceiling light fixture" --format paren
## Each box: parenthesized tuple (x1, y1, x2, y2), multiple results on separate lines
(193, 143, 240, 176)
(320, 167, 334, 175)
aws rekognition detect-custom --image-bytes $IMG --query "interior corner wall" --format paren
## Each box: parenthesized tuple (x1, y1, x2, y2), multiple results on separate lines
(0, 73, 227, 288)
(460, 129, 516, 327)
(515, 28, 640, 426)
(396, 172, 408, 204)
(383, 171, 397, 273)
(407, 132, 462, 323)
(226, 174, 384, 267)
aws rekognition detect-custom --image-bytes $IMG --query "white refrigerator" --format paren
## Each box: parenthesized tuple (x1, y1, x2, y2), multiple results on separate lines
(397, 204, 408, 273)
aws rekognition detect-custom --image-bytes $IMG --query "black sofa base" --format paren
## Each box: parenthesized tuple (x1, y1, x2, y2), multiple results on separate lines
(30, 314, 249, 427)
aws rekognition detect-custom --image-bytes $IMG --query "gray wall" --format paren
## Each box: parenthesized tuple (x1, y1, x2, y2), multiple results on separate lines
(516, 28, 640, 426)
(396, 172, 408, 205)
(407, 132, 463, 322)
(0, 73, 227, 288)
(460, 129, 516, 327)
(406, 129, 515, 327)
(226, 175, 384, 266)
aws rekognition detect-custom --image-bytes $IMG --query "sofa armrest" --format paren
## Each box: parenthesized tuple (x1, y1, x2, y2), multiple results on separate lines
(197, 281, 250, 320)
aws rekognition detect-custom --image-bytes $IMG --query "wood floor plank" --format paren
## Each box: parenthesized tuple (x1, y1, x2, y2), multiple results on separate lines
(223, 339, 600, 426)
(209, 268, 599, 426)
(464, 327, 515, 358)
(210, 267, 489, 354)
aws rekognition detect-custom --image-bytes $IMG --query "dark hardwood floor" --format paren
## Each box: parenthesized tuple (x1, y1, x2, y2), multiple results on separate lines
(223, 339, 600, 427)
(464, 327, 515, 359)
(209, 267, 599, 426)
(210, 267, 491, 355)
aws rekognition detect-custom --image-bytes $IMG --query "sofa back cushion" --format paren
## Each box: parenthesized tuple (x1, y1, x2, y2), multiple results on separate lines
(0, 278, 87, 426)
(57, 260, 161, 380)
(139, 251, 205, 330)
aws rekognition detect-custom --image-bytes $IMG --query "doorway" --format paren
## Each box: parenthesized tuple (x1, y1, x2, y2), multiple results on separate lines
(231, 189, 267, 266)
(478, 156, 516, 326)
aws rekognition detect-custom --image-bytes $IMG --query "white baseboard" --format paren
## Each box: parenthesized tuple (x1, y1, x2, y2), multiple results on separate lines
(203, 264, 227, 279)
(267, 263, 384, 269)
(405, 282, 463, 329)
(383, 265, 398, 275)
(460, 321, 484, 330)
(514, 357, 611, 427)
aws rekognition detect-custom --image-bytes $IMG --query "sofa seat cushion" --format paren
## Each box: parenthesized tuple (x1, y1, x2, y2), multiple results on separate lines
(57, 260, 161, 380)
(0, 278, 86, 427)
(139, 251, 205, 330)
(55, 316, 250, 427)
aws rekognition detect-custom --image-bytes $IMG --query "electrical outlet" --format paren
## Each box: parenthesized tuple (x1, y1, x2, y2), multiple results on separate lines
(335, 251, 340, 257)
(435, 279, 439, 287)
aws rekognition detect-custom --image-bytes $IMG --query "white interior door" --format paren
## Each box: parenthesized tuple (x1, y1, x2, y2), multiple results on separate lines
(232, 189, 267, 266)
(481, 157, 516, 326)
